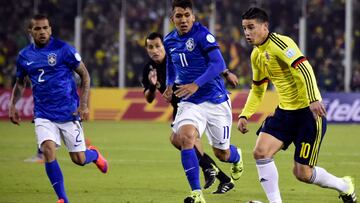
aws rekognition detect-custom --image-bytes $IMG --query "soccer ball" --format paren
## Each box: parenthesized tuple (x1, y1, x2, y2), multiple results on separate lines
(245, 201, 263, 203)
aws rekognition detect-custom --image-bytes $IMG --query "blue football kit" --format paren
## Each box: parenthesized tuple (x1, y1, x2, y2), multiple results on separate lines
(164, 22, 242, 195)
(16, 37, 81, 122)
(164, 22, 228, 104)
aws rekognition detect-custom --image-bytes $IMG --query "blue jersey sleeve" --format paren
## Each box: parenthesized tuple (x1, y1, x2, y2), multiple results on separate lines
(165, 47, 176, 86)
(198, 30, 219, 53)
(194, 49, 226, 87)
(15, 55, 27, 79)
(63, 44, 81, 70)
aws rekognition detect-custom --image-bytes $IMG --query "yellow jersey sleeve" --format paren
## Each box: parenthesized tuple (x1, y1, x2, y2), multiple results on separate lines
(273, 34, 322, 103)
(239, 49, 268, 119)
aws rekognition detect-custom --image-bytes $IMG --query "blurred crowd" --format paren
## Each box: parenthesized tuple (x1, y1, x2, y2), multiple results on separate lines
(0, 0, 359, 91)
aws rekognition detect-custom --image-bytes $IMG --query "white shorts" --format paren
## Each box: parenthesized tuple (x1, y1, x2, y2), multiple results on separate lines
(34, 118, 86, 152)
(172, 100, 233, 150)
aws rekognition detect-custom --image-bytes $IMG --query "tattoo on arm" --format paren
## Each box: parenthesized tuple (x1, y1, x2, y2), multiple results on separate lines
(10, 78, 25, 105)
(74, 62, 90, 107)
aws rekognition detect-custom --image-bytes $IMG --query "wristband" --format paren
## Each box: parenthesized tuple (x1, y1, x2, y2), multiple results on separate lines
(222, 69, 230, 77)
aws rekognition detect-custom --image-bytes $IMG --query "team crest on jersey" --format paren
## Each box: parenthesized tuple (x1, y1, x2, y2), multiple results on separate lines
(186, 38, 195, 51)
(48, 53, 57, 66)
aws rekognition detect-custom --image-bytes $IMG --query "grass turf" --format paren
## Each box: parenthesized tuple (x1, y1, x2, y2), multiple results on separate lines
(0, 121, 359, 203)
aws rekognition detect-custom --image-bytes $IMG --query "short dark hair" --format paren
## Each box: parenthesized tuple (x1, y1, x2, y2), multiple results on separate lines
(241, 7, 269, 23)
(29, 14, 49, 29)
(172, 0, 193, 11)
(145, 32, 163, 47)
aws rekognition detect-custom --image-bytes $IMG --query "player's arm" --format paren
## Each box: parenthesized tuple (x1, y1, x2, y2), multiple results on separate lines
(143, 65, 157, 103)
(222, 69, 238, 87)
(175, 49, 225, 99)
(163, 48, 175, 102)
(74, 62, 90, 120)
(276, 35, 325, 117)
(237, 52, 268, 133)
(9, 57, 28, 125)
(9, 77, 26, 125)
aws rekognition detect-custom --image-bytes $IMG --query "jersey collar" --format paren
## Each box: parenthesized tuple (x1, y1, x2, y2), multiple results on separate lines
(257, 32, 271, 51)
(32, 37, 54, 50)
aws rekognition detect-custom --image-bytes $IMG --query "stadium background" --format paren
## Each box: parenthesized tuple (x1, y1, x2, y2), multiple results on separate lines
(0, 0, 359, 123)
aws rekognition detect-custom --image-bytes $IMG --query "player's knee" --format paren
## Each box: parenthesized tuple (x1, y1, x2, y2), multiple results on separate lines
(169, 133, 181, 150)
(293, 166, 312, 183)
(214, 150, 228, 162)
(41, 141, 56, 161)
(178, 125, 197, 148)
(179, 133, 196, 148)
(70, 153, 86, 166)
(253, 147, 268, 160)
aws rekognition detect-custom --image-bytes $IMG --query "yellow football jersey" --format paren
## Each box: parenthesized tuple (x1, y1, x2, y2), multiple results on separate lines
(240, 33, 322, 119)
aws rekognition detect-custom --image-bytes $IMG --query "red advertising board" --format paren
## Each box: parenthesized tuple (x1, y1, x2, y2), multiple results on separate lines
(2, 88, 358, 123)
(0, 89, 34, 120)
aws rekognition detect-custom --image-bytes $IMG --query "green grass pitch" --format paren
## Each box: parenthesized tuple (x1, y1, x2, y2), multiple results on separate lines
(0, 121, 359, 203)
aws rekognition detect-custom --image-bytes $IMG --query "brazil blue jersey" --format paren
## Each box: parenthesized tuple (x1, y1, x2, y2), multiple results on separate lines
(16, 37, 81, 122)
(164, 22, 228, 104)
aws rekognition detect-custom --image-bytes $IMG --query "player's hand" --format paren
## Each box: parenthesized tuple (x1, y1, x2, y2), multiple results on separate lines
(163, 85, 173, 102)
(237, 117, 249, 134)
(75, 105, 89, 121)
(148, 66, 157, 86)
(9, 104, 20, 125)
(309, 101, 326, 120)
(174, 83, 199, 99)
(225, 72, 238, 87)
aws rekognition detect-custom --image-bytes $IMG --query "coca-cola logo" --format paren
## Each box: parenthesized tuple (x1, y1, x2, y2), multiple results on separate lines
(0, 90, 34, 118)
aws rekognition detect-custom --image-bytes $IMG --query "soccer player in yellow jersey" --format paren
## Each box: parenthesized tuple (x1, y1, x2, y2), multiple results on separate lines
(237, 7, 357, 203)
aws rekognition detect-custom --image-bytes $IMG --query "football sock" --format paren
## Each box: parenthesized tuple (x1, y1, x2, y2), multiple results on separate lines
(194, 147, 212, 171)
(45, 160, 68, 203)
(202, 153, 231, 183)
(181, 148, 201, 190)
(84, 149, 99, 164)
(228, 145, 240, 163)
(256, 159, 282, 203)
(310, 166, 349, 193)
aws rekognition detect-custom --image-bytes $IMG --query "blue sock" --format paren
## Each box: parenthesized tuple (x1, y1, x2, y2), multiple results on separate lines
(45, 160, 68, 203)
(228, 145, 240, 163)
(181, 148, 201, 191)
(84, 149, 98, 164)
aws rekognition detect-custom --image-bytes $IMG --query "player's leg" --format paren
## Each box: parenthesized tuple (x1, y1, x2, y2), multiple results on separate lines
(171, 132, 229, 190)
(253, 132, 283, 203)
(205, 100, 243, 180)
(173, 102, 206, 202)
(253, 108, 299, 203)
(293, 116, 356, 202)
(179, 125, 202, 191)
(194, 139, 233, 191)
(35, 118, 68, 203)
(60, 121, 108, 173)
(293, 163, 356, 202)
